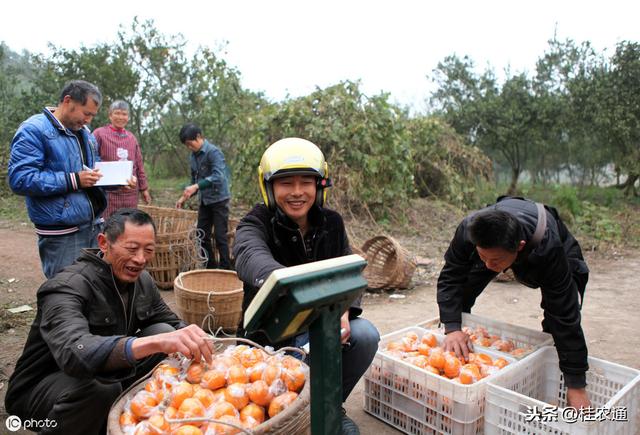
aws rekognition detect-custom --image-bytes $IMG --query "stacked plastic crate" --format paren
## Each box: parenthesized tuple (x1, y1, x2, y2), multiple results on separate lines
(364, 326, 520, 434)
(364, 314, 640, 434)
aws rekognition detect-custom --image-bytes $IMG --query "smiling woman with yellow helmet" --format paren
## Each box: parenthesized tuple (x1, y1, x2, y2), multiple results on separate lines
(234, 138, 380, 435)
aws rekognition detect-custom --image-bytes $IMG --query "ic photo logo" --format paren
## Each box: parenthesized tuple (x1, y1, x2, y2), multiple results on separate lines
(5, 415, 58, 431)
(5, 415, 21, 432)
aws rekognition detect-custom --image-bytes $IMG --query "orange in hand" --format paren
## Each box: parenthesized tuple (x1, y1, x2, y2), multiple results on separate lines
(186, 362, 204, 384)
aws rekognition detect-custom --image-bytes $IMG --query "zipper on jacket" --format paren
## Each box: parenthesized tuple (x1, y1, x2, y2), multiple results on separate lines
(70, 131, 96, 221)
(298, 229, 308, 260)
(110, 272, 131, 334)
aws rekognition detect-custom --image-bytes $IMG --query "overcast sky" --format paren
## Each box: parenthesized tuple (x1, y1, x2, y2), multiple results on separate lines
(2, 0, 638, 112)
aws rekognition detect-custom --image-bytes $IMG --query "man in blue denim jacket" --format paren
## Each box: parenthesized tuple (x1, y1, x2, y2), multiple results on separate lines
(176, 123, 232, 269)
(8, 80, 108, 278)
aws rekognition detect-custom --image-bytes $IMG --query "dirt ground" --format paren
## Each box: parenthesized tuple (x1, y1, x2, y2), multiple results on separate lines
(0, 221, 638, 434)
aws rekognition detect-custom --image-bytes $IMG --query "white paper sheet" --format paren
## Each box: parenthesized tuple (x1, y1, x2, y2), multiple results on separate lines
(94, 161, 133, 186)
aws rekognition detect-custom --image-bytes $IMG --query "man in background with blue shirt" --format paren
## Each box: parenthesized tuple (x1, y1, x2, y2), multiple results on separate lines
(176, 123, 232, 269)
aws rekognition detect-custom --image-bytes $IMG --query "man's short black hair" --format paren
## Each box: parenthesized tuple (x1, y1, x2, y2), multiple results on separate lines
(179, 123, 203, 144)
(103, 208, 156, 243)
(59, 80, 103, 106)
(467, 209, 521, 252)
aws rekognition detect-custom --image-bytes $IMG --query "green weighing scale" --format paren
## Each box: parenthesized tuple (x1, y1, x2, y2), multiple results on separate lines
(243, 254, 368, 434)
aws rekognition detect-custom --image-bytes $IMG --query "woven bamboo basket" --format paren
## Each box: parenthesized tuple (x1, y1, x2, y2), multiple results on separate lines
(139, 205, 198, 233)
(361, 235, 417, 290)
(107, 351, 311, 435)
(139, 206, 201, 289)
(147, 239, 200, 290)
(174, 270, 244, 332)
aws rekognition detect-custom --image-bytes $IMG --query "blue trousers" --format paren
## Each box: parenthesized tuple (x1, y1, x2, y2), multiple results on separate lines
(37, 221, 102, 278)
(294, 317, 380, 401)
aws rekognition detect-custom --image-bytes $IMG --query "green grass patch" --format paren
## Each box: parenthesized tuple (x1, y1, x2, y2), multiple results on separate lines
(0, 194, 29, 223)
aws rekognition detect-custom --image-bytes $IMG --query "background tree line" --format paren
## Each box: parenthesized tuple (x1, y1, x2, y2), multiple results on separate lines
(1, 19, 638, 220)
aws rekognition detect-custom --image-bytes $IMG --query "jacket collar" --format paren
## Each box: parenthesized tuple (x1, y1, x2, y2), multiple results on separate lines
(78, 248, 114, 277)
(43, 106, 90, 136)
(194, 139, 213, 156)
(43, 107, 68, 133)
(273, 204, 326, 232)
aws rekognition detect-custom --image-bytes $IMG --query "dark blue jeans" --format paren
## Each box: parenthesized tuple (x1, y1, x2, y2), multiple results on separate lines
(37, 221, 102, 278)
(293, 317, 380, 402)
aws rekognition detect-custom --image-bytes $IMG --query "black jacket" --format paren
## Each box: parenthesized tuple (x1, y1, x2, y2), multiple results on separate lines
(437, 197, 589, 387)
(6, 250, 184, 415)
(233, 204, 361, 342)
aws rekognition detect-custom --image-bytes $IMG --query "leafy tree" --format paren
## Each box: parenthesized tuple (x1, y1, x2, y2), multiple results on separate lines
(431, 56, 538, 194)
(604, 41, 640, 195)
(234, 81, 414, 215)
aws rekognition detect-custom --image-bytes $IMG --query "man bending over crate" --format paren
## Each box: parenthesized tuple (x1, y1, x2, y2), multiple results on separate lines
(436, 196, 591, 408)
(5, 208, 214, 434)
(233, 138, 380, 435)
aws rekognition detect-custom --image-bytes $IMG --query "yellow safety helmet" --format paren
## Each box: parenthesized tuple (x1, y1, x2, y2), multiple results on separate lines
(258, 138, 331, 211)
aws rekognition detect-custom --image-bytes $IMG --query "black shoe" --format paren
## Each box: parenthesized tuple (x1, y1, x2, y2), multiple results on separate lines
(341, 407, 360, 435)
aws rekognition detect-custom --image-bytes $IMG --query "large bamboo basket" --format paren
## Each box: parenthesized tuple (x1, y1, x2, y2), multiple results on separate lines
(107, 351, 311, 434)
(361, 235, 417, 290)
(174, 270, 244, 332)
(139, 205, 201, 289)
(148, 239, 200, 290)
(139, 205, 198, 233)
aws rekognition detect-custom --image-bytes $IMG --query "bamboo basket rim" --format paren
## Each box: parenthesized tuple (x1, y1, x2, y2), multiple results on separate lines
(174, 269, 243, 294)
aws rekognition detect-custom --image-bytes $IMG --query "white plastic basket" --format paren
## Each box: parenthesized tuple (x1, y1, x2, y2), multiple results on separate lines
(417, 313, 553, 359)
(485, 346, 640, 434)
(364, 326, 518, 434)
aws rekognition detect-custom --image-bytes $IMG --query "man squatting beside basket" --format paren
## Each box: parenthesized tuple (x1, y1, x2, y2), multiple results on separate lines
(437, 196, 591, 408)
(233, 138, 380, 435)
(175, 123, 232, 270)
(5, 209, 214, 435)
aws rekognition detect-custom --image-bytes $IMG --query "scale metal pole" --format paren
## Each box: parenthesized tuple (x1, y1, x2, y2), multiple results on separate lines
(309, 305, 342, 434)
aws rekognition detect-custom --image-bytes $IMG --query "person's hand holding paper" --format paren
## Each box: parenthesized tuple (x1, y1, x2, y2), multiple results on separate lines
(79, 165, 102, 188)
(93, 161, 134, 186)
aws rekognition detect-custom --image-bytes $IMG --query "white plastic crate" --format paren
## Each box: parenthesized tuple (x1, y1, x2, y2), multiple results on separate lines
(364, 326, 518, 434)
(485, 346, 640, 434)
(418, 313, 553, 359)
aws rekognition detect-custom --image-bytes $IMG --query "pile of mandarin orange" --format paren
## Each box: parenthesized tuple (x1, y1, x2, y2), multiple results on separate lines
(384, 331, 510, 384)
(461, 325, 530, 356)
(119, 344, 307, 435)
